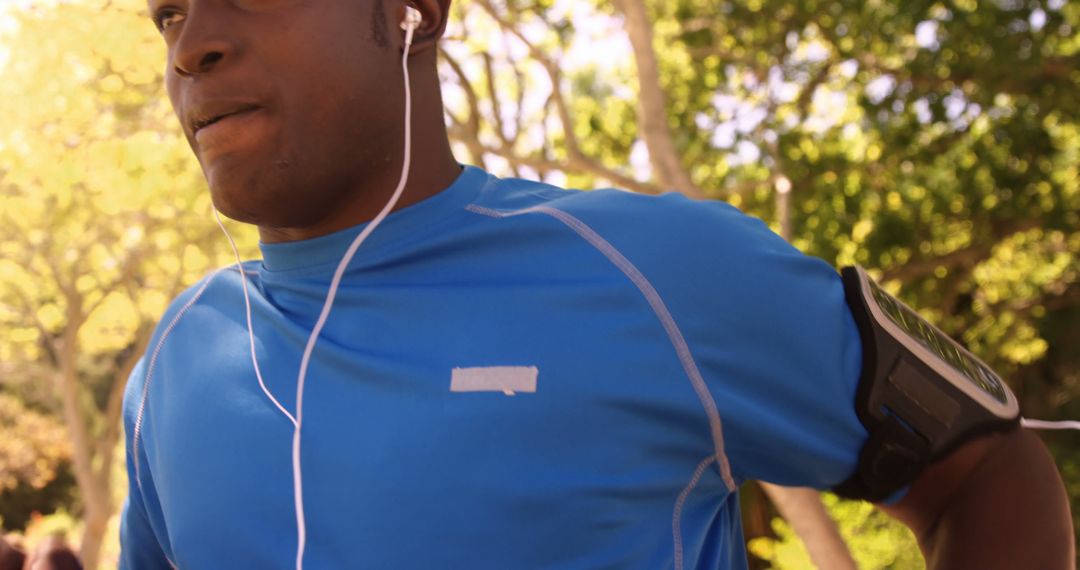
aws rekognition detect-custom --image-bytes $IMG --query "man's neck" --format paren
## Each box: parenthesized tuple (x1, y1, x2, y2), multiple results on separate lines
(257, 151, 462, 244)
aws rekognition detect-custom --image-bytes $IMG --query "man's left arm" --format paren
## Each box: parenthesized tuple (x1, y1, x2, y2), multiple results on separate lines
(879, 427, 1074, 569)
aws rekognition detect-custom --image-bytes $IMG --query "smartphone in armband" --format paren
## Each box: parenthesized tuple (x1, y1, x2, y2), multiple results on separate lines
(833, 266, 1020, 502)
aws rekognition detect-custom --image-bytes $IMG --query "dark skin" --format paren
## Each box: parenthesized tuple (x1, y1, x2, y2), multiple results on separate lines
(155, 0, 460, 243)
(882, 428, 1074, 568)
(5, 1, 1069, 569)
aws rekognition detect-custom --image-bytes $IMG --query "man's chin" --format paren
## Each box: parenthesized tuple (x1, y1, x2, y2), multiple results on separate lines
(203, 156, 301, 222)
(207, 182, 318, 232)
(206, 180, 267, 226)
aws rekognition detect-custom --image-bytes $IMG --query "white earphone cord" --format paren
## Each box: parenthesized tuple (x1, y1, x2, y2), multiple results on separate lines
(290, 38, 415, 569)
(213, 209, 299, 428)
(214, 19, 419, 570)
(1022, 418, 1080, 431)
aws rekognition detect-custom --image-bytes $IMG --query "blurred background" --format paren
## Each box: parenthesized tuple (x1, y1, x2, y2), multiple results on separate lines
(0, 0, 1076, 568)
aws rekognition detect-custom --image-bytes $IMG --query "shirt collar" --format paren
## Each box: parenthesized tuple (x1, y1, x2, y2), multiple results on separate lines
(258, 165, 488, 273)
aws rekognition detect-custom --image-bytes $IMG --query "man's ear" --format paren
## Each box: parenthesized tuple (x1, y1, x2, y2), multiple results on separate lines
(398, 0, 450, 54)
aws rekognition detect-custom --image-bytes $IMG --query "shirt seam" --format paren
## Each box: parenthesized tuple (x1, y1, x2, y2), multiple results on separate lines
(130, 269, 227, 570)
(673, 455, 717, 570)
(463, 203, 737, 492)
(132, 269, 225, 493)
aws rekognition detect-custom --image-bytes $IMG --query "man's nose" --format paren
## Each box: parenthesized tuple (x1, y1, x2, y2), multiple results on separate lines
(171, 7, 238, 77)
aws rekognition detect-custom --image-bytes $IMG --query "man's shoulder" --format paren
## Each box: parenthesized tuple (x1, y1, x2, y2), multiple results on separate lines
(165, 265, 235, 309)
(149, 265, 245, 344)
(475, 173, 771, 246)
(472, 174, 823, 301)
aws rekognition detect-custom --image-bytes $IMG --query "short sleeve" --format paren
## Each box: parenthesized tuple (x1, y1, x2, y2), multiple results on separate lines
(559, 191, 869, 490)
(700, 241, 866, 488)
(119, 357, 174, 570)
(672, 203, 867, 488)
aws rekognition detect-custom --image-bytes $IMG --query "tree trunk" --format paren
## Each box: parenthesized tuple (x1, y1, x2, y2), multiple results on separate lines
(761, 484, 857, 570)
(79, 506, 110, 570)
(612, 0, 706, 199)
(52, 289, 123, 570)
(775, 176, 793, 242)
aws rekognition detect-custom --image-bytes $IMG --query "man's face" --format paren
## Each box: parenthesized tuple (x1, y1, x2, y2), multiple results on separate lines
(152, 0, 402, 229)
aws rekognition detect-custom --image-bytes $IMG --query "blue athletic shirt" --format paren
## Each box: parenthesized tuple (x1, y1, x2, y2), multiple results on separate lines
(120, 165, 868, 569)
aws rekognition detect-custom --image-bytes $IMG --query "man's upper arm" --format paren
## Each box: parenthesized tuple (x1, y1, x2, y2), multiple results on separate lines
(546, 190, 872, 489)
(119, 357, 173, 570)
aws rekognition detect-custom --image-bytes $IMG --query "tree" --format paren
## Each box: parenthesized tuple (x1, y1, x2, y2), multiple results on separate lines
(0, 1, 247, 566)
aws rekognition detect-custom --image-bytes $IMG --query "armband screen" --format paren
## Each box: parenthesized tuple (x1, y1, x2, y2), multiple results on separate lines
(866, 278, 1010, 405)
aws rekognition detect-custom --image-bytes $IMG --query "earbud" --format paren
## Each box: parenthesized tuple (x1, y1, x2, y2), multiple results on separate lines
(401, 6, 422, 46)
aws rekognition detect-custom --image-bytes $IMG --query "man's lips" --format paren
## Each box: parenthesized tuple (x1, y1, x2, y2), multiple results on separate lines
(191, 105, 271, 161)
(192, 104, 262, 135)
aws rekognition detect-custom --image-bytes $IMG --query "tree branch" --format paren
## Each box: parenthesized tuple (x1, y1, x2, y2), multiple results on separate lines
(472, 0, 667, 195)
(440, 47, 490, 169)
(761, 483, 858, 570)
(611, 0, 707, 199)
(882, 219, 1042, 283)
(95, 321, 152, 485)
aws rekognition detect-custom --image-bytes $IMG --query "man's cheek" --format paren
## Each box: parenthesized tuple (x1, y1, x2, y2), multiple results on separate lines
(164, 70, 181, 115)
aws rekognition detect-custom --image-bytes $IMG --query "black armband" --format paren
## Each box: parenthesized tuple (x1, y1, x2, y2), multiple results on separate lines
(833, 266, 1020, 503)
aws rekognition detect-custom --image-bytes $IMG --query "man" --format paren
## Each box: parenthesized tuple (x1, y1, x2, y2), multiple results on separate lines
(114, 0, 1072, 568)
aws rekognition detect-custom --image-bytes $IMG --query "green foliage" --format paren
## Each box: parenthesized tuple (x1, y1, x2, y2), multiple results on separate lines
(749, 494, 924, 570)
(0, 394, 70, 494)
(24, 510, 79, 540)
(0, 393, 76, 532)
(0, 467, 76, 534)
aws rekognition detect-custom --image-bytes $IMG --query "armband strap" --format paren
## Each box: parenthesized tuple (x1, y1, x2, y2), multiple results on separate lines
(832, 266, 1020, 503)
